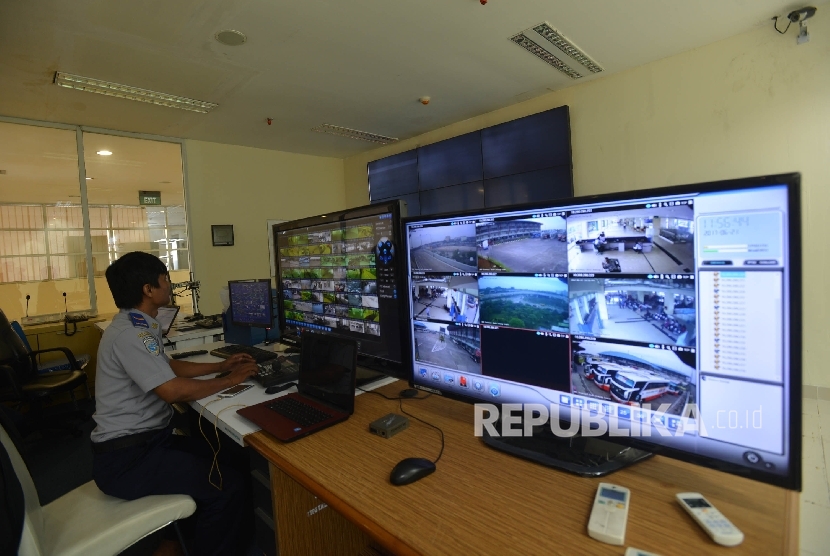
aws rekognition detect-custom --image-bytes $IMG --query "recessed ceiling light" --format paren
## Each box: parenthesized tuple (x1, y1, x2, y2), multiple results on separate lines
(509, 22, 603, 80)
(215, 30, 247, 46)
(85, 177, 93, 180)
(311, 123, 398, 144)
(55, 71, 218, 113)
(97, 150, 112, 156)
(532, 23, 603, 74)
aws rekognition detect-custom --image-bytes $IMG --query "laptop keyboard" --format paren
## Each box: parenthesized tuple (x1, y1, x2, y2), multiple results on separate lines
(267, 397, 332, 427)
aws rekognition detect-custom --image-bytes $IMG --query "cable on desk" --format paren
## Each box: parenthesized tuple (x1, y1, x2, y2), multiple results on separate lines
(356, 386, 432, 402)
(358, 387, 445, 464)
(198, 397, 224, 490)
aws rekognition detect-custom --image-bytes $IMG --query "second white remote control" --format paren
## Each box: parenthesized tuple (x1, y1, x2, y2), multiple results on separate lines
(676, 492, 744, 547)
(588, 483, 630, 545)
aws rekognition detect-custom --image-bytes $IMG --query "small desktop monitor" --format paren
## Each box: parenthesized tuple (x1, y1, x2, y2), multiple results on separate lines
(228, 279, 275, 329)
(272, 201, 409, 378)
(402, 173, 801, 490)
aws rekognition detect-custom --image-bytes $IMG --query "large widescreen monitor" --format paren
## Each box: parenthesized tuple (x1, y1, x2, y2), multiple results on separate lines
(402, 173, 801, 489)
(272, 201, 409, 378)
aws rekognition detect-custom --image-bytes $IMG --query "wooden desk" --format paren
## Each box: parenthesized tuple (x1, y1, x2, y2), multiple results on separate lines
(247, 381, 798, 556)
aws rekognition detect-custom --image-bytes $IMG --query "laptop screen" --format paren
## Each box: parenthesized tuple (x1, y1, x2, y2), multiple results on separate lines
(299, 333, 358, 414)
(155, 306, 180, 335)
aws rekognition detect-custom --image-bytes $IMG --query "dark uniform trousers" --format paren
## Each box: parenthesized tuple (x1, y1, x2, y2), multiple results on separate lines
(92, 426, 245, 556)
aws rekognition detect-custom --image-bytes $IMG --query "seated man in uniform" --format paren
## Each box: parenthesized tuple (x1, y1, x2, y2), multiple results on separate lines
(91, 252, 259, 556)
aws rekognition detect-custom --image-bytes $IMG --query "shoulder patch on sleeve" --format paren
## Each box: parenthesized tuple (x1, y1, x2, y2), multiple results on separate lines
(129, 312, 150, 328)
(138, 330, 161, 356)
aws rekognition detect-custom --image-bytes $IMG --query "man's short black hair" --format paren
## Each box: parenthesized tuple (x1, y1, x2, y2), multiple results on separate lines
(105, 251, 169, 309)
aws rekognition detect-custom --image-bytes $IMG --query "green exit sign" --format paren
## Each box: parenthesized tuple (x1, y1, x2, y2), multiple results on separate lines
(139, 191, 161, 205)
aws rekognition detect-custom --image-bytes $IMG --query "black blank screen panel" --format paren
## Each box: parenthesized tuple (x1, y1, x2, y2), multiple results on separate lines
(481, 108, 571, 179)
(417, 131, 483, 191)
(374, 192, 421, 217)
(368, 150, 419, 201)
(420, 182, 484, 216)
(484, 166, 573, 207)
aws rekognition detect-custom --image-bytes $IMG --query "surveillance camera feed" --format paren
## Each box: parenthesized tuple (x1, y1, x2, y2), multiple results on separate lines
(276, 208, 403, 364)
(404, 175, 799, 488)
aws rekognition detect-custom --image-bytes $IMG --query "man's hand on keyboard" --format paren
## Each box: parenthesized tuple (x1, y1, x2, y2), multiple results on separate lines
(218, 353, 256, 373)
(220, 354, 258, 384)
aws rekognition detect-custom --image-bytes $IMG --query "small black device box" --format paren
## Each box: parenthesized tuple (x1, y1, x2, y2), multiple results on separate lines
(369, 413, 409, 439)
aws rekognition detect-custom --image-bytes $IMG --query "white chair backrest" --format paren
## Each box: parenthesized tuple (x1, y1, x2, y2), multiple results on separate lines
(0, 424, 45, 555)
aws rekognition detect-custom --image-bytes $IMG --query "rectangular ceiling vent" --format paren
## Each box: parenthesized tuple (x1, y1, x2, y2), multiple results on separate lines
(510, 22, 603, 80)
(312, 124, 398, 144)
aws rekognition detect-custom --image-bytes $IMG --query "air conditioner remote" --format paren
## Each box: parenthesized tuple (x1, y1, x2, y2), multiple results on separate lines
(676, 492, 744, 547)
(624, 548, 661, 556)
(587, 482, 630, 545)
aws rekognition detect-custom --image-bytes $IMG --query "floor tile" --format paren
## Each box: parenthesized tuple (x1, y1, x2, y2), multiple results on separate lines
(803, 398, 819, 416)
(816, 399, 830, 418)
(817, 410, 830, 438)
(803, 435, 825, 466)
(802, 460, 830, 506)
(799, 502, 830, 554)
(803, 414, 821, 439)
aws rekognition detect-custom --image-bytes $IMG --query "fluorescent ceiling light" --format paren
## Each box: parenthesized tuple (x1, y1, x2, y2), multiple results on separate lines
(532, 23, 603, 74)
(510, 22, 603, 80)
(85, 177, 93, 180)
(97, 150, 112, 156)
(311, 124, 398, 145)
(54, 71, 218, 114)
(510, 33, 582, 79)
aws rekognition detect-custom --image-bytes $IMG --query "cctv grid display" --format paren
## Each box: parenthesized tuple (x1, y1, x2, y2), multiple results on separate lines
(404, 178, 796, 484)
(229, 280, 273, 327)
(275, 212, 399, 356)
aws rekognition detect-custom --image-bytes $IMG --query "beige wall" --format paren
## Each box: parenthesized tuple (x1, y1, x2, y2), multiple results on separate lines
(185, 140, 346, 315)
(344, 17, 830, 387)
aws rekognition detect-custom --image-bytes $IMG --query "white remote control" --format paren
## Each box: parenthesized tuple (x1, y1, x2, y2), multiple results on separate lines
(587, 482, 630, 545)
(624, 549, 661, 556)
(676, 492, 744, 547)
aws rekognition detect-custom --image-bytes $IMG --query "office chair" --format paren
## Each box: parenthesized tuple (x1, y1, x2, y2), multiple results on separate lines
(1, 422, 197, 556)
(0, 309, 90, 436)
(10, 319, 92, 376)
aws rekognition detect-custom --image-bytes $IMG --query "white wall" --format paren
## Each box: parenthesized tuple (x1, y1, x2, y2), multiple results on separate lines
(344, 15, 830, 387)
(186, 140, 346, 315)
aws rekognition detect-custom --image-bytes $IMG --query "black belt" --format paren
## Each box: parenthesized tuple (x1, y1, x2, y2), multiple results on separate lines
(91, 428, 167, 454)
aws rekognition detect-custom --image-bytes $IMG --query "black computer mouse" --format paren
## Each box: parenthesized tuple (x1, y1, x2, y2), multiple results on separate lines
(265, 382, 296, 395)
(389, 458, 436, 486)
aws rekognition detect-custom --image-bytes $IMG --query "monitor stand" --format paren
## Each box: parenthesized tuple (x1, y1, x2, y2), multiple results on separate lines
(481, 418, 652, 477)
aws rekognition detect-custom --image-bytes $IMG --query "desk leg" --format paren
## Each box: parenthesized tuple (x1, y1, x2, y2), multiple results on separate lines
(269, 463, 371, 556)
(783, 489, 799, 554)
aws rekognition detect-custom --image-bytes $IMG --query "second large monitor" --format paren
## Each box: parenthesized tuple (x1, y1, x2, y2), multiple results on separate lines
(402, 173, 801, 490)
(272, 201, 409, 377)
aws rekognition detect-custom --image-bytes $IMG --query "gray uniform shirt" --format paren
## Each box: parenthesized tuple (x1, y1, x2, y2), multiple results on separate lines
(91, 309, 176, 443)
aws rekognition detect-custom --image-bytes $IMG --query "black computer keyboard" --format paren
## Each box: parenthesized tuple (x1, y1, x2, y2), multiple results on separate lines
(210, 344, 280, 364)
(254, 356, 300, 388)
(267, 397, 332, 427)
(170, 349, 208, 360)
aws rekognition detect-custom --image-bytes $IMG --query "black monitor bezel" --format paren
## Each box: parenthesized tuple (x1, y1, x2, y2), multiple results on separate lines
(228, 279, 275, 329)
(271, 200, 412, 378)
(401, 172, 802, 490)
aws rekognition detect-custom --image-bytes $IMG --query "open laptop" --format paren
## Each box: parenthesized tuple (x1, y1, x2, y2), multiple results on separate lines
(155, 306, 180, 336)
(237, 334, 357, 442)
